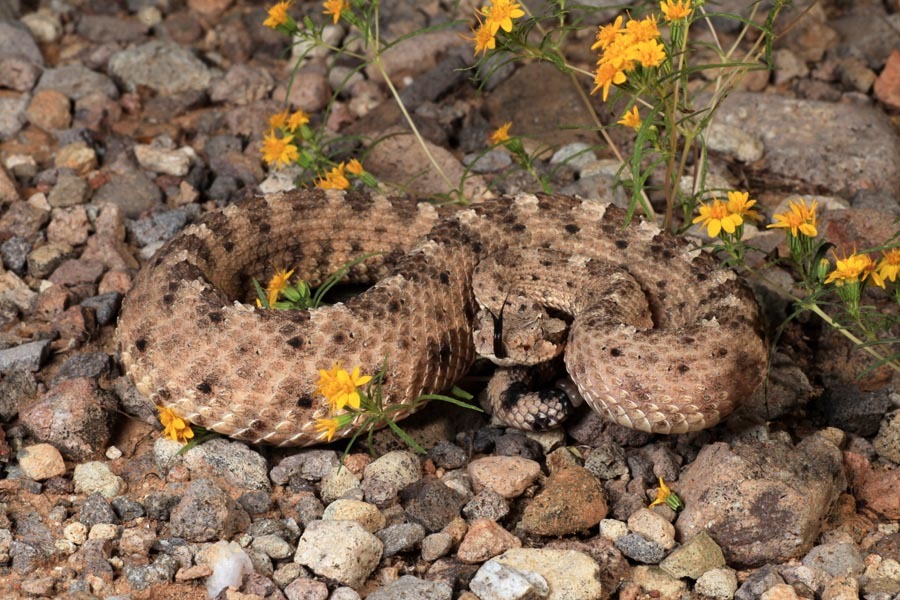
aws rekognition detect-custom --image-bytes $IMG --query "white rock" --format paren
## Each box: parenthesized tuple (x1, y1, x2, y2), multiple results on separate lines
(294, 520, 383, 588)
(470, 559, 550, 600)
(133, 144, 194, 176)
(105, 446, 122, 460)
(319, 464, 360, 504)
(695, 567, 738, 599)
(627, 508, 676, 550)
(88, 524, 119, 541)
(493, 548, 604, 600)
(73, 462, 126, 498)
(598, 518, 628, 542)
(706, 122, 764, 163)
(20, 10, 62, 43)
(322, 499, 385, 533)
(199, 540, 254, 598)
(63, 522, 88, 545)
(550, 142, 597, 171)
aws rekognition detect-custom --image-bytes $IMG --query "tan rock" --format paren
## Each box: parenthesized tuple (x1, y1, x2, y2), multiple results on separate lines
(467, 456, 541, 499)
(521, 467, 607, 536)
(456, 518, 521, 563)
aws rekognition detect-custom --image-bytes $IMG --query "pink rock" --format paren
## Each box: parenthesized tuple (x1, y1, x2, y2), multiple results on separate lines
(457, 518, 521, 563)
(468, 456, 541, 499)
(875, 50, 900, 110)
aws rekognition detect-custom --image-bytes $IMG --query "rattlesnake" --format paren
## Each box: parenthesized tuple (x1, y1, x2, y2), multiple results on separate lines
(117, 190, 768, 446)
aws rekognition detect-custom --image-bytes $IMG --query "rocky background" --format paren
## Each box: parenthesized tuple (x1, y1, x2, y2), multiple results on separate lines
(0, 0, 900, 599)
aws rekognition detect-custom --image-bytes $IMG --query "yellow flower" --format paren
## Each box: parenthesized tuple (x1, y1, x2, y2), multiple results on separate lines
(158, 406, 195, 444)
(825, 250, 885, 289)
(618, 105, 642, 130)
(692, 198, 744, 238)
(346, 158, 364, 175)
(262, 132, 299, 168)
(480, 0, 525, 35)
(767, 198, 818, 238)
(269, 109, 289, 130)
(625, 15, 660, 43)
(314, 163, 350, 190)
(633, 39, 666, 68)
(660, 0, 692, 21)
(726, 191, 762, 222)
(265, 267, 294, 307)
(592, 15, 623, 51)
(468, 22, 497, 56)
(592, 62, 627, 101)
(877, 248, 900, 283)
(489, 122, 512, 145)
(314, 417, 340, 442)
(287, 110, 310, 130)
(263, 1, 293, 29)
(649, 477, 683, 510)
(316, 363, 373, 412)
(322, 0, 349, 24)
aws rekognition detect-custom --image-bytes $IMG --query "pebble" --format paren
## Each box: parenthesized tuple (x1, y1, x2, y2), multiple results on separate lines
(615, 532, 668, 565)
(197, 540, 254, 598)
(284, 577, 329, 600)
(319, 464, 361, 504)
(628, 508, 676, 550)
(874, 49, 900, 110)
(360, 450, 421, 506)
(493, 548, 605, 600)
(322, 499, 385, 533)
(427, 440, 467, 470)
(27, 241, 75, 279)
(26, 89, 72, 131)
(210, 64, 275, 106)
(88, 523, 119, 541)
(293, 519, 383, 589)
(73, 461, 126, 498)
(469, 560, 549, 600)
(182, 438, 271, 491)
(108, 41, 213, 95)
(47, 207, 92, 246)
(20, 378, 117, 461)
(377, 522, 426, 557)
(401, 477, 468, 533)
(120, 527, 155, 556)
(17, 443, 66, 481)
(168, 479, 250, 542)
(251, 534, 293, 561)
(63, 522, 88, 546)
(521, 467, 607, 536)
(462, 489, 509, 522)
(760, 583, 802, 600)
(874, 409, 900, 463)
(421, 532, 454, 562)
(457, 518, 521, 564)
(467, 456, 541, 499)
(92, 170, 163, 219)
(366, 575, 453, 600)
(695, 567, 739, 599)
(801, 541, 865, 578)
(0, 339, 51, 374)
(54, 141, 98, 174)
(706, 122, 764, 163)
(660, 530, 726, 579)
(0, 96, 27, 141)
(79, 492, 119, 528)
(821, 575, 859, 600)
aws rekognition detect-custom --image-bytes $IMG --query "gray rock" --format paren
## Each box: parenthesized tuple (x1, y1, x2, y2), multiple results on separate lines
(0, 339, 50, 374)
(133, 144, 194, 176)
(831, 4, 900, 69)
(27, 241, 76, 279)
(802, 541, 865, 578)
(0, 21, 42, 65)
(463, 150, 512, 174)
(0, 201, 49, 239)
(585, 438, 629, 480)
(550, 142, 598, 171)
(427, 440, 467, 470)
(734, 565, 785, 600)
(820, 381, 894, 437)
(48, 174, 90, 208)
(20, 377, 117, 461)
(400, 478, 468, 533)
(492, 548, 605, 600)
(79, 492, 119, 529)
(695, 567, 739, 600)
(376, 522, 426, 557)
(0, 369, 37, 421)
(462, 489, 510, 522)
(111, 496, 145, 522)
(660, 531, 726, 579)
(92, 169, 163, 219)
(50, 352, 112, 387)
(126, 208, 192, 247)
(123, 554, 179, 591)
(715, 92, 900, 197)
(36, 64, 118, 101)
(76, 14, 149, 43)
(80, 292, 122, 326)
(108, 41, 212, 95)
(874, 410, 900, 464)
(0, 54, 41, 92)
(10, 542, 41, 575)
(677, 436, 846, 568)
(210, 64, 274, 105)
(182, 437, 270, 491)
(294, 520, 383, 588)
(73, 461, 125, 498)
(0, 95, 28, 141)
(614, 533, 667, 564)
(362, 450, 421, 506)
(251, 534, 293, 560)
(168, 479, 251, 542)
(421, 532, 454, 562)
(367, 575, 453, 600)
(1, 236, 30, 275)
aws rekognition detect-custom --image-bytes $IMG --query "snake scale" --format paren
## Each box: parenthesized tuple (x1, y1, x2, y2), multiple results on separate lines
(117, 190, 768, 446)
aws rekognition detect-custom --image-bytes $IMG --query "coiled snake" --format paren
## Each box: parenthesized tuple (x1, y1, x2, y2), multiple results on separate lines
(117, 190, 768, 446)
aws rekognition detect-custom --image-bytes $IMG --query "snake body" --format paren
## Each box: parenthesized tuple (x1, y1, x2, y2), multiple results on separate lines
(117, 190, 768, 446)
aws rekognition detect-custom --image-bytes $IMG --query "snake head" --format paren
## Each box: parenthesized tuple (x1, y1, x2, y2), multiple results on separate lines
(473, 292, 568, 367)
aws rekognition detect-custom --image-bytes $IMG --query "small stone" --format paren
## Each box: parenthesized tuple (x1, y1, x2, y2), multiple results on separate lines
(251, 534, 293, 561)
(293, 520, 383, 589)
(80, 292, 122, 327)
(73, 461, 126, 498)
(734, 565, 785, 600)
(27, 241, 75, 279)
(26, 89, 71, 131)
(468, 456, 541, 499)
(630, 565, 689, 599)
(77, 14, 149, 43)
(400, 477, 468, 533)
(584, 439, 629, 480)
(377, 522, 426, 557)
(63, 522, 88, 545)
(469, 559, 548, 600)
(874, 409, 900, 464)
(271, 67, 332, 113)
(361, 450, 421, 506)
(92, 170, 163, 219)
(126, 208, 192, 247)
(821, 575, 859, 600)
(108, 41, 212, 95)
(760, 583, 802, 600)
(47, 206, 91, 246)
(427, 440, 467, 470)
(0, 200, 49, 239)
(20, 378, 117, 461)
(54, 142, 97, 175)
(706, 122, 765, 163)
(695, 567, 739, 600)
(168, 479, 251, 542)
(182, 437, 270, 491)
(79, 492, 119, 528)
(859, 555, 900, 595)
(521, 467, 607, 536)
(17, 443, 65, 481)
(120, 527, 155, 556)
(88, 523, 118, 541)
(599, 518, 629, 542)
(493, 548, 605, 600)
(457, 518, 522, 563)
(875, 49, 900, 110)
(322, 499, 385, 533)
(463, 150, 512, 174)
(0, 369, 36, 420)
(660, 531, 726, 579)
(366, 575, 453, 600)
(462, 490, 509, 522)
(210, 64, 274, 106)
(615, 533, 667, 564)
(0, 339, 50, 374)
(628, 508, 676, 550)
(837, 57, 876, 93)
(422, 532, 454, 562)
(270, 450, 340, 485)
(1, 236, 30, 275)
(196, 540, 254, 598)
(133, 144, 194, 176)
(802, 541, 865, 578)
(319, 464, 361, 504)
(20, 10, 62, 43)
(284, 577, 329, 600)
